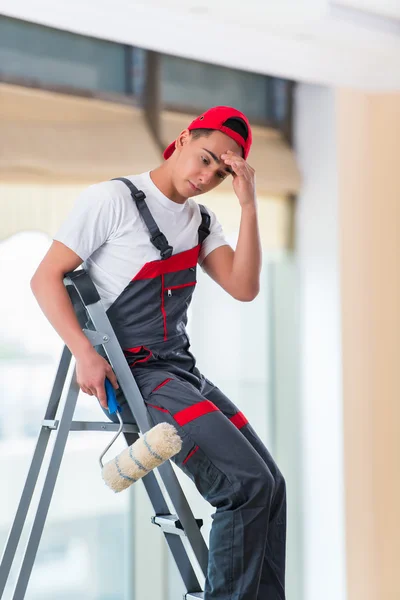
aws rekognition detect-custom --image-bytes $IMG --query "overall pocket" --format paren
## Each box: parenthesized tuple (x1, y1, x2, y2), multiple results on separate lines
(124, 345, 154, 367)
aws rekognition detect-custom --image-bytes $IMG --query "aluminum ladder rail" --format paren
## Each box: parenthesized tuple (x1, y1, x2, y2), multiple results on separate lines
(0, 268, 208, 599)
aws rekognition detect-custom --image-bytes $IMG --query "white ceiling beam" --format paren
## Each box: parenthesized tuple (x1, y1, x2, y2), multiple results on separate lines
(1, 0, 399, 91)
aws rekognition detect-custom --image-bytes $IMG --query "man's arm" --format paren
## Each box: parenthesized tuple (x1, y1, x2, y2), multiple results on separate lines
(202, 205, 261, 301)
(30, 240, 118, 407)
(202, 150, 261, 302)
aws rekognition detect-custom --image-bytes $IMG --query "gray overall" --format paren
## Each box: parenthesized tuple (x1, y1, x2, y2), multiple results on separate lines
(102, 178, 287, 600)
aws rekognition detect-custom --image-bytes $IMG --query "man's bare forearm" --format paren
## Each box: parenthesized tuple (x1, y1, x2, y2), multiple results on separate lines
(231, 203, 262, 300)
(31, 272, 94, 359)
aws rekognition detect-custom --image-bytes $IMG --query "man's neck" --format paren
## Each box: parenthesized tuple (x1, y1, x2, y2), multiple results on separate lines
(149, 164, 188, 205)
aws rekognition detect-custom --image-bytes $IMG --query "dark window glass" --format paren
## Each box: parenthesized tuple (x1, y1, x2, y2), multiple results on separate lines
(0, 16, 126, 93)
(130, 47, 147, 100)
(161, 54, 288, 125)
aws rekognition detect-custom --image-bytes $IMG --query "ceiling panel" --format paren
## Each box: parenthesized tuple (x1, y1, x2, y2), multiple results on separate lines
(331, 0, 400, 20)
(1, 0, 399, 90)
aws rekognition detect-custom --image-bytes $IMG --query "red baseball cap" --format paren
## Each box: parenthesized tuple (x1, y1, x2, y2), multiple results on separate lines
(163, 105, 252, 161)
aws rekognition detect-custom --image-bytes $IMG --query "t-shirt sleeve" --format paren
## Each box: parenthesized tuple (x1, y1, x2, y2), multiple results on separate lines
(198, 207, 230, 265)
(53, 183, 118, 261)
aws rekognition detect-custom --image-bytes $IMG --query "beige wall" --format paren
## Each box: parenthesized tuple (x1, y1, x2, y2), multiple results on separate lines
(337, 90, 400, 600)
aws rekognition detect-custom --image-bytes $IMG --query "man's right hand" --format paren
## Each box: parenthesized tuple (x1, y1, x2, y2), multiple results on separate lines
(30, 241, 119, 410)
(76, 348, 119, 409)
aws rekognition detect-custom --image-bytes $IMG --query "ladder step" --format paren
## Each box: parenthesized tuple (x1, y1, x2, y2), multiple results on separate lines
(151, 514, 203, 536)
(42, 419, 139, 433)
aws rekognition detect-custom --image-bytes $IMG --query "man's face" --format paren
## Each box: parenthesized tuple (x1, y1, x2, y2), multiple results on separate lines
(172, 130, 241, 198)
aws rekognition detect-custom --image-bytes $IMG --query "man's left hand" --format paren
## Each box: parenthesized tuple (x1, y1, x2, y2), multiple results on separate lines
(221, 150, 256, 208)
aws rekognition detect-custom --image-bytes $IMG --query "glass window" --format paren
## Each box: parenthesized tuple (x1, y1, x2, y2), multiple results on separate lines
(130, 47, 147, 100)
(0, 16, 126, 93)
(161, 54, 286, 124)
(271, 77, 291, 125)
(0, 232, 131, 599)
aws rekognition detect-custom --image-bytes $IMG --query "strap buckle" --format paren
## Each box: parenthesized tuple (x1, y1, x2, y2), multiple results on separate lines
(150, 232, 173, 260)
(133, 190, 146, 202)
(198, 224, 210, 236)
(160, 246, 173, 259)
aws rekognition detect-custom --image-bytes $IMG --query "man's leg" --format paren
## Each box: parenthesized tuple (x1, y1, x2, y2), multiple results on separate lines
(134, 369, 283, 600)
(100, 368, 285, 599)
(202, 378, 287, 600)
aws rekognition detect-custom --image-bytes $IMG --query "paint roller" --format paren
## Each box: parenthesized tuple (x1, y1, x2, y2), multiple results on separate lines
(100, 378, 182, 492)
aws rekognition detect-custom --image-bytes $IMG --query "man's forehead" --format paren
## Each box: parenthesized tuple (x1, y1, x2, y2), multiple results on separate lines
(200, 130, 240, 152)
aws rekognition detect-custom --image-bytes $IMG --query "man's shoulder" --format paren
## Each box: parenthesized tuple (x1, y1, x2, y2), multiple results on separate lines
(188, 199, 218, 222)
(80, 173, 148, 215)
(89, 172, 146, 194)
(186, 197, 214, 215)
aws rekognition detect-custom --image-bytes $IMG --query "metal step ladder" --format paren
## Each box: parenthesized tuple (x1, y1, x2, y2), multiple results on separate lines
(0, 269, 208, 599)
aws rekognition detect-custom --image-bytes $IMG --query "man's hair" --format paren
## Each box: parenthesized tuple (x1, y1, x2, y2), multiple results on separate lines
(190, 116, 249, 153)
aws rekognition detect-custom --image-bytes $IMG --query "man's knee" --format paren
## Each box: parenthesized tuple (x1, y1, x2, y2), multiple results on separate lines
(233, 465, 276, 509)
(274, 468, 286, 500)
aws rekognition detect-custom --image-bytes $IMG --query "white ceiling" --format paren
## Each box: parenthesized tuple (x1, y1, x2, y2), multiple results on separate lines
(335, 0, 400, 20)
(2, 0, 400, 90)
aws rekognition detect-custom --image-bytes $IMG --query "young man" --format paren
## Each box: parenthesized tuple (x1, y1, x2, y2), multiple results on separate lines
(31, 106, 287, 600)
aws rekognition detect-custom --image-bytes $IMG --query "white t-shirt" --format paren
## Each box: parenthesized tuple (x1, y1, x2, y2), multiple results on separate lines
(54, 171, 228, 310)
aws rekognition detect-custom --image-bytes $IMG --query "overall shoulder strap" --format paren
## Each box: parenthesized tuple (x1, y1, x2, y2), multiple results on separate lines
(112, 177, 173, 260)
(198, 204, 211, 245)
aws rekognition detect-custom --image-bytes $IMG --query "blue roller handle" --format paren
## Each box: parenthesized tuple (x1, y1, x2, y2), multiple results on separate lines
(105, 378, 121, 414)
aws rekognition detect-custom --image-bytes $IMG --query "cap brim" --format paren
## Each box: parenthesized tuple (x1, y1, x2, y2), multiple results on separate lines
(163, 141, 176, 160)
